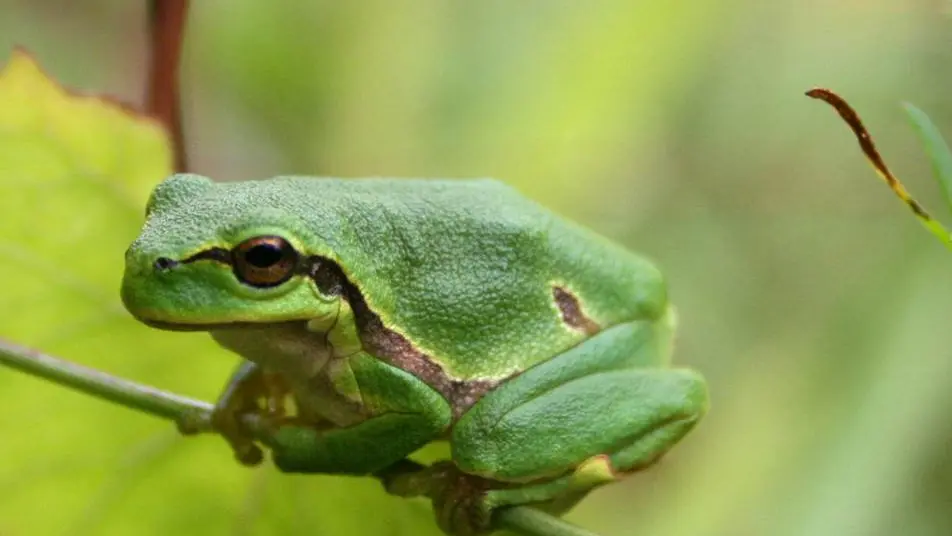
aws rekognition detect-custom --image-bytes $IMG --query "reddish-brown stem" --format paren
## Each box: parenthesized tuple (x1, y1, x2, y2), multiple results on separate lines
(146, 0, 189, 172)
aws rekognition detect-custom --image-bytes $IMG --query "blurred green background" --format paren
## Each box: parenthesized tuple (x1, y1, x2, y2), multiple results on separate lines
(2, 1, 952, 535)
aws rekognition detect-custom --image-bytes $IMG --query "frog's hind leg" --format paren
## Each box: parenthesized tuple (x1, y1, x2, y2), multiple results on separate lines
(437, 320, 708, 534)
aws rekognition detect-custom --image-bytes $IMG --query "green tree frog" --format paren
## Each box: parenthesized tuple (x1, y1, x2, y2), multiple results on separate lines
(120, 174, 709, 535)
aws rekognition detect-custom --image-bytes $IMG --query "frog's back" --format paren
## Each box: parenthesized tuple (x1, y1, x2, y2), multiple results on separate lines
(239, 177, 666, 379)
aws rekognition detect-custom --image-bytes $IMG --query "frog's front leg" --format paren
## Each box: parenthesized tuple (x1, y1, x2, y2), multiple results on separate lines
(416, 320, 708, 535)
(186, 360, 291, 466)
(264, 351, 453, 475)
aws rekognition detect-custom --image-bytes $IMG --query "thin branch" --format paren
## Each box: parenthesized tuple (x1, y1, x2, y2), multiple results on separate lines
(0, 337, 206, 424)
(146, 0, 189, 172)
(498, 507, 601, 536)
(0, 337, 603, 536)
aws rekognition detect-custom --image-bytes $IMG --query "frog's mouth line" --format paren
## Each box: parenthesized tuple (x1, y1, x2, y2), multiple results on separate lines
(139, 318, 304, 332)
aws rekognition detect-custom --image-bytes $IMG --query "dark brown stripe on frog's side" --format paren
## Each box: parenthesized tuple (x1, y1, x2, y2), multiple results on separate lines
(305, 256, 498, 417)
(553, 286, 600, 335)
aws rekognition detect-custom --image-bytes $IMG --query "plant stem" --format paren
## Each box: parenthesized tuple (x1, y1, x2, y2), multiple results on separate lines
(498, 507, 601, 536)
(146, 0, 189, 172)
(0, 337, 206, 423)
(0, 337, 602, 536)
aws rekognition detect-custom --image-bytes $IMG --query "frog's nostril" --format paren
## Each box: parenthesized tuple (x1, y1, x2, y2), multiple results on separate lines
(154, 257, 178, 271)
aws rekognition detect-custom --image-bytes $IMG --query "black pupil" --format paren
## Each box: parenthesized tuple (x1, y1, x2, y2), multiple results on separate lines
(245, 244, 284, 268)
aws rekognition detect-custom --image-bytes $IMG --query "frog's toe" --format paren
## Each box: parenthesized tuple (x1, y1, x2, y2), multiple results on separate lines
(210, 405, 265, 467)
(233, 442, 265, 466)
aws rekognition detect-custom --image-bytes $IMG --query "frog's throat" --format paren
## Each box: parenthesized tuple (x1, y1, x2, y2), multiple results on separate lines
(140, 319, 282, 331)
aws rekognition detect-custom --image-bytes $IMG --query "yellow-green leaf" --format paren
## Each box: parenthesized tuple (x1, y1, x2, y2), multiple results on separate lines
(0, 49, 435, 536)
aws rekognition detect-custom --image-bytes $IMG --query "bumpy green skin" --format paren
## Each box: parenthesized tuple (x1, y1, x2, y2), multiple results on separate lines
(121, 174, 709, 536)
(124, 174, 666, 379)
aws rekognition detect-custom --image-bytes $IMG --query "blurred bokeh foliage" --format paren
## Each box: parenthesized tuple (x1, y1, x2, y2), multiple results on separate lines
(2, 1, 952, 535)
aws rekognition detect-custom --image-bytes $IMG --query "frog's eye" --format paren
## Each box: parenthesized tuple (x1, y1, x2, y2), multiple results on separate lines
(231, 236, 299, 288)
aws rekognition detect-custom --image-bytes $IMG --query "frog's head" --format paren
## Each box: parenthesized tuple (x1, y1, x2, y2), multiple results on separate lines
(121, 174, 339, 330)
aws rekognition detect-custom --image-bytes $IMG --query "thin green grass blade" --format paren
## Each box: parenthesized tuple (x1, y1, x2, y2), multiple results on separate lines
(903, 102, 952, 214)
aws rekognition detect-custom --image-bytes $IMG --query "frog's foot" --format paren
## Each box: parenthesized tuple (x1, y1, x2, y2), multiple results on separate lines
(380, 461, 495, 536)
(432, 464, 496, 536)
(380, 457, 651, 535)
(478, 455, 640, 523)
(194, 361, 293, 466)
